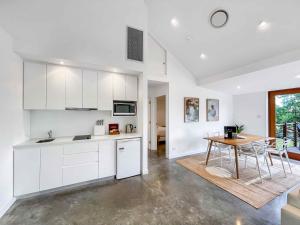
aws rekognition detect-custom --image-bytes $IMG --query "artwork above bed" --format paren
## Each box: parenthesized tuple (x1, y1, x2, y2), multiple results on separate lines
(184, 97, 199, 123)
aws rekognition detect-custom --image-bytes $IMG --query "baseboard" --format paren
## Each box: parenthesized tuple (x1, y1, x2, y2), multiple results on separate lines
(169, 150, 204, 159)
(0, 197, 16, 218)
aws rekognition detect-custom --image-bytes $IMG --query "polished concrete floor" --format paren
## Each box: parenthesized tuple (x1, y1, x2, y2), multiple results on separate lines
(0, 152, 286, 225)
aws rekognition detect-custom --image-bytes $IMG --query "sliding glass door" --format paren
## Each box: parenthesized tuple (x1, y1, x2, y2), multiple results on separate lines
(268, 88, 300, 158)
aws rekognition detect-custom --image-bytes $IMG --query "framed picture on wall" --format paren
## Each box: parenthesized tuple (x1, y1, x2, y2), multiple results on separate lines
(184, 97, 199, 123)
(206, 99, 219, 121)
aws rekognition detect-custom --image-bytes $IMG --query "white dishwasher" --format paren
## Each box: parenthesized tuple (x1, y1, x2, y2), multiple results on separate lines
(116, 138, 141, 179)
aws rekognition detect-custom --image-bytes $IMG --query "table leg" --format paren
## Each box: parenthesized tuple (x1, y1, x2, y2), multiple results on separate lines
(205, 140, 213, 166)
(268, 152, 273, 166)
(234, 146, 239, 179)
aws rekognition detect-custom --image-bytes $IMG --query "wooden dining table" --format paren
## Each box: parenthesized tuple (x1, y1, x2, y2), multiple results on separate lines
(204, 134, 275, 179)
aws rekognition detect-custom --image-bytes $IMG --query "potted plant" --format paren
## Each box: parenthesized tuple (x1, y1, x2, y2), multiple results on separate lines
(235, 124, 245, 134)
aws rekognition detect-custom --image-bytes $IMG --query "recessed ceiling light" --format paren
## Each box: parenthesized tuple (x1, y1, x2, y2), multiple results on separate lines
(295, 75, 300, 79)
(200, 53, 207, 60)
(237, 85, 241, 89)
(171, 18, 179, 27)
(258, 21, 271, 31)
(60, 61, 64, 65)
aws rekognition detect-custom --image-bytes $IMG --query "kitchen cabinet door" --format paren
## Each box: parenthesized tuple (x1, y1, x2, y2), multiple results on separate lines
(40, 146, 63, 191)
(113, 74, 126, 101)
(66, 68, 82, 108)
(14, 148, 40, 196)
(47, 65, 66, 110)
(99, 140, 116, 178)
(125, 75, 138, 101)
(23, 62, 47, 110)
(83, 70, 98, 109)
(62, 163, 98, 186)
(98, 72, 113, 110)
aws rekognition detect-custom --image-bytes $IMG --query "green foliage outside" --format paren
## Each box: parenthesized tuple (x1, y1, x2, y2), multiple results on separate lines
(275, 93, 300, 148)
(276, 93, 300, 124)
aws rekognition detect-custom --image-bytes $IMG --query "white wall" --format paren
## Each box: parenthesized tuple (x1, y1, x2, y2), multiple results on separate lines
(233, 92, 268, 136)
(0, 28, 29, 216)
(30, 111, 137, 138)
(145, 36, 234, 159)
(167, 53, 234, 158)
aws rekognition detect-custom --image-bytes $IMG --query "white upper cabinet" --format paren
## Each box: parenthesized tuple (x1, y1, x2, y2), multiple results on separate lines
(113, 74, 138, 101)
(23, 62, 137, 110)
(47, 65, 66, 110)
(113, 74, 126, 101)
(66, 68, 83, 108)
(83, 70, 98, 109)
(126, 75, 138, 101)
(98, 72, 113, 110)
(40, 146, 63, 191)
(24, 62, 47, 110)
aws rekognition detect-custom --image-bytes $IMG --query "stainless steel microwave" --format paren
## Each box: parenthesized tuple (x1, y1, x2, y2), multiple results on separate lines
(113, 101, 136, 116)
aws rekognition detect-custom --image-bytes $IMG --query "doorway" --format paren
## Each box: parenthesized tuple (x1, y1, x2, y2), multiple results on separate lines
(268, 88, 300, 160)
(148, 81, 169, 159)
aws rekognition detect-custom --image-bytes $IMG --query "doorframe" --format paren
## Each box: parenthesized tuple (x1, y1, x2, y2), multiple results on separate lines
(147, 80, 169, 159)
(268, 87, 300, 137)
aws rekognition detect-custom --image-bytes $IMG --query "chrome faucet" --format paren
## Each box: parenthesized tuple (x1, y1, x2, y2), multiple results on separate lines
(48, 130, 53, 139)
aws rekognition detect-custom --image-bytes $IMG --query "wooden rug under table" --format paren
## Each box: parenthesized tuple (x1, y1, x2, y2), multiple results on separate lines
(177, 154, 300, 208)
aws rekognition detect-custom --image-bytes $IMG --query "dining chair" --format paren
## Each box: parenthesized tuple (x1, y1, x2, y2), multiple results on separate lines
(206, 131, 231, 167)
(265, 137, 292, 177)
(238, 141, 272, 183)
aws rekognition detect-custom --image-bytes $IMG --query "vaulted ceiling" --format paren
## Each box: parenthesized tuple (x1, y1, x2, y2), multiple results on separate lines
(1, 0, 300, 84)
(146, 0, 300, 83)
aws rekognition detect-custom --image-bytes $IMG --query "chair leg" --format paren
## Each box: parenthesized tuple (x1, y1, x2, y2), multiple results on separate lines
(244, 155, 248, 168)
(279, 153, 287, 177)
(255, 155, 263, 184)
(285, 150, 293, 174)
(265, 155, 272, 179)
(228, 148, 232, 162)
(219, 147, 223, 168)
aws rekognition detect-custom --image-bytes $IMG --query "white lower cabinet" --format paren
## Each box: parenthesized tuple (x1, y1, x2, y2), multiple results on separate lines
(14, 148, 40, 196)
(62, 142, 99, 186)
(62, 163, 98, 186)
(40, 146, 63, 191)
(99, 140, 116, 178)
(14, 138, 139, 196)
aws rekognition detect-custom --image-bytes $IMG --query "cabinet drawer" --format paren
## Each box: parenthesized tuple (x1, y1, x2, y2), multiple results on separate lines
(63, 152, 98, 166)
(63, 142, 98, 155)
(62, 163, 98, 186)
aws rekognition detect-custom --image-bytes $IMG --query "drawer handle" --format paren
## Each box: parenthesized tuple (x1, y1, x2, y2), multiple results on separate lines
(119, 147, 125, 151)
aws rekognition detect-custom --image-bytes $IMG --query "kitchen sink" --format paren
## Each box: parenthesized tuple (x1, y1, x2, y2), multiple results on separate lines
(36, 138, 55, 143)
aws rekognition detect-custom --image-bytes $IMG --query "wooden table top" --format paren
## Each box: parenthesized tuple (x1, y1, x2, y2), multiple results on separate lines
(204, 134, 273, 146)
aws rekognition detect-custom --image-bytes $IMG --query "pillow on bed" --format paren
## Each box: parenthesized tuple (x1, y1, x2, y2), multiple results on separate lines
(157, 126, 166, 136)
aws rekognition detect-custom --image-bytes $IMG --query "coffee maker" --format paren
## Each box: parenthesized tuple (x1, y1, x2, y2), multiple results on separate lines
(125, 124, 134, 133)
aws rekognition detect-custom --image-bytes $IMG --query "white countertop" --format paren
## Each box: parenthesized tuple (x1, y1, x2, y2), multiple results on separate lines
(14, 133, 142, 149)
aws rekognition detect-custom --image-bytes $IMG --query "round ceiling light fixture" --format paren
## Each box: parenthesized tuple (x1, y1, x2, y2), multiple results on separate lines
(210, 9, 229, 28)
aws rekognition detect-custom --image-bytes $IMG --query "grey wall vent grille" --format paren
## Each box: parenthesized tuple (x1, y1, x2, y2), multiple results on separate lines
(127, 27, 143, 62)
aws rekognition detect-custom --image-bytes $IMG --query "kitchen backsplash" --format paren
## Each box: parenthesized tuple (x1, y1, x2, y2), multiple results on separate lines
(30, 110, 137, 138)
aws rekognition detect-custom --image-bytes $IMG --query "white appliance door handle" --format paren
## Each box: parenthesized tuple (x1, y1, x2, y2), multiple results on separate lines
(119, 147, 125, 151)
